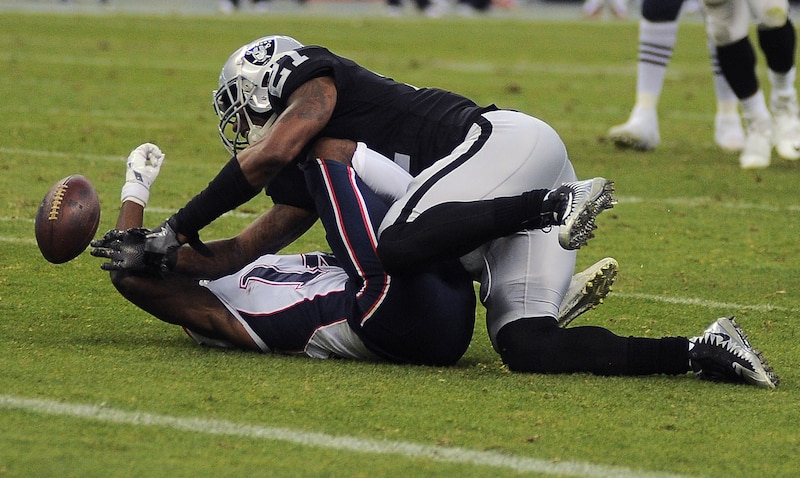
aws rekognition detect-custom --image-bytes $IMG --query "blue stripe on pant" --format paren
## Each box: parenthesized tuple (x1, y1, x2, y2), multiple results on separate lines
(303, 158, 476, 366)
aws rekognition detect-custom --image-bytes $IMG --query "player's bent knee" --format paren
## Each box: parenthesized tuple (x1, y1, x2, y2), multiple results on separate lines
(376, 225, 413, 274)
(495, 317, 562, 373)
(759, 9, 788, 29)
(705, 1, 753, 45)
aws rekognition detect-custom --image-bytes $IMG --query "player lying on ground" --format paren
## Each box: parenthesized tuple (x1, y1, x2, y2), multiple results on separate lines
(94, 142, 611, 363)
(94, 143, 779, 387)
(94, 142, 476, 364)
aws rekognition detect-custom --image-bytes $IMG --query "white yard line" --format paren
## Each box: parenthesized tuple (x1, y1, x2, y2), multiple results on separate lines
(0, 147, 123, 162)
(0, 394, 687, 478)
(0, 236, 36, 245)
(613, 292, 800, 313)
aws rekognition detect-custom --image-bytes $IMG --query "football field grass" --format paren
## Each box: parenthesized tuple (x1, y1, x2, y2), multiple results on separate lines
(2, 11, 799, 477)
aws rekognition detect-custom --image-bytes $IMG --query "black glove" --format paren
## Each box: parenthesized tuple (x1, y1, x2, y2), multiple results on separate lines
(91, 228, 177, 274)
(148, 216, 213, 258)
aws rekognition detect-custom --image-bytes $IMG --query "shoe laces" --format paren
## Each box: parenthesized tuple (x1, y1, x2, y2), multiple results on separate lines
(542, 185, 574, 225)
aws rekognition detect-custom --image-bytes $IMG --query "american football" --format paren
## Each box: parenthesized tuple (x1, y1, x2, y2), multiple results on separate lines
(34, 174, 101, 264)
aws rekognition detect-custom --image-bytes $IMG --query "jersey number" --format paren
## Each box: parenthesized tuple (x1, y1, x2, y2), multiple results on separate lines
(268, 50, 310, 98)
(241, 265, 322, 289)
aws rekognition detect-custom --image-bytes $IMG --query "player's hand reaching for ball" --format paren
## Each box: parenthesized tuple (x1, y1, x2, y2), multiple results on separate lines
(121, 142, 165, 207)
(91, 228, 177, 274)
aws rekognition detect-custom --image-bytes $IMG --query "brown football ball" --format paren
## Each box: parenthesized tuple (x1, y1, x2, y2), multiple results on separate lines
(35, 175, 101, 264)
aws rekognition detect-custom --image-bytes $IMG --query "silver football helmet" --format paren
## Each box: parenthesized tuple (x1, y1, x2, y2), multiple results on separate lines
(213, 35, 304, 154)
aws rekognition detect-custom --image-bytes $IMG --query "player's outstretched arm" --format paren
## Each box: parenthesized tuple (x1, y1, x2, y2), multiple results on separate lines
(162, 76, 337, 252)
(91, 144, 260, 350)
(172, 204, 318, 280)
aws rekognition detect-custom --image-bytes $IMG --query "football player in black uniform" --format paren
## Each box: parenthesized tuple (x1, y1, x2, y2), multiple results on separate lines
(99, 36, 777, 387)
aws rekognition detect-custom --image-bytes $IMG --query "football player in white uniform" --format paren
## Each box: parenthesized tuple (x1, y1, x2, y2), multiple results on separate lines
(608, 0, 746, 152)
(98, 37, 778, 387)
(701, 0, 800, 168)
(94, 142, 478, 364)
(93, 141, 609, 364)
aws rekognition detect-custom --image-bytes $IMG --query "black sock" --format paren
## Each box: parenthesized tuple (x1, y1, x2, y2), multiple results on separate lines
(378, 190, 551, 274)
(491, 189, 558, 231)
(496, 318, 690, 376)
(627, 336, 690, 376)
(717, 38, 759, 99)
(758, 19, 796, 74)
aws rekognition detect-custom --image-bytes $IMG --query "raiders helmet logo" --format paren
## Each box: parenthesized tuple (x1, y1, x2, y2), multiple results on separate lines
(244, 39, 276, 66)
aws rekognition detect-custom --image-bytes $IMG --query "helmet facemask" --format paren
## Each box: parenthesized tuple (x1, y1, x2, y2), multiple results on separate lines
(213, 35, 303, 155)
(213, 76, 270, 155)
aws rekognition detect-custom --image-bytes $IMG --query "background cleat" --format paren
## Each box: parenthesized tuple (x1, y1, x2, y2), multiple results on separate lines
(607, 107, 659, 151)
(714, 113, 746, 153)
(740, 118, 773, 169)
(771, 91, 800, 160)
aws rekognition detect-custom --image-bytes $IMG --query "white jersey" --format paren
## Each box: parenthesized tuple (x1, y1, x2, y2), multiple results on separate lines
(196, 252, 377, 361)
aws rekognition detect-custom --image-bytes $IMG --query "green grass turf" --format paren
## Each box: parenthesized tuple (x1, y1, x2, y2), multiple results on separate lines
(2, 12, 799, 478)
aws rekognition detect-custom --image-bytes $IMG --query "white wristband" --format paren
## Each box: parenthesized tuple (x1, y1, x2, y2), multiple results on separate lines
(121, 182, 150, 207)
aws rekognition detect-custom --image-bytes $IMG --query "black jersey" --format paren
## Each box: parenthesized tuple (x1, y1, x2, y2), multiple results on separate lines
(266, 46, 495, 175)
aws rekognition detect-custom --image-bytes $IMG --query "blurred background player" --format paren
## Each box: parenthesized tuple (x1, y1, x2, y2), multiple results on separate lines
(607, 0, 745, 152)
(219, 0, 271, 14)
(385, 0, 449, 17)
(702, 0, 800, 168)
(581, 0, 628, 19)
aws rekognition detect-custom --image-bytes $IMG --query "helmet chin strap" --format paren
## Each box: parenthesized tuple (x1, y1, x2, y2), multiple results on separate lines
(247, 124, 266, 144)
(245, 111, 277, 145)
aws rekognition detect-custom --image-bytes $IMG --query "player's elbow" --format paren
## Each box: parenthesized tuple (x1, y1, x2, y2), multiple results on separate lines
(108, 269, 134, 296)
(107, 270, 151, 304)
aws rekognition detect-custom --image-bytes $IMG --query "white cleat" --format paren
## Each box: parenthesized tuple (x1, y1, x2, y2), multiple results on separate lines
(771, 91, 800, 160)
(739, 118, 773, 169)
(607, 107, 659, 151)
(689, 317, 779, 389)
(714, 113, 746, 153)
(554, 178, 616, 250)
(557, 257, 618, 328)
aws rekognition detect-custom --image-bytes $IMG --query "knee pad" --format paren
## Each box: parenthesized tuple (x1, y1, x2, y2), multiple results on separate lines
(704, 0, 751, 46)
(495, 318, 562, 373)
(754, 0, 789, 28)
